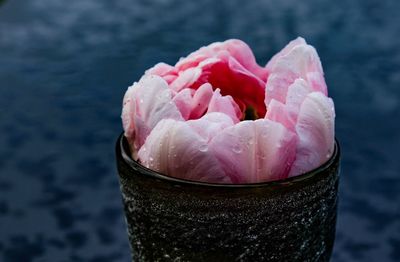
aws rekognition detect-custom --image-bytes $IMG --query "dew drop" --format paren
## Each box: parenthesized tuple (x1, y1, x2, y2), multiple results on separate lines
(198, 144, 208, 152)
(232, 145, 242, 154)
(326, 153, 331, 159)
(248, 138, 254, 145)
(139, 99, 144, 104)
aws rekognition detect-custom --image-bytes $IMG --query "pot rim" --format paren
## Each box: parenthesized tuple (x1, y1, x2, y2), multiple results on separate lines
(117, 132, 340, 188)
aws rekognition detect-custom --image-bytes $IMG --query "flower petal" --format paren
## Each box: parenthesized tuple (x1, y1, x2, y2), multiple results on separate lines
(286, 78, 313, 110)
(171, 88, 193, 120)
(209, 119, 297, 183)
(138, 119, 231, 183)
(172, 83, 214, 120)
(265, 78, 312, 131)
(170, 67, 202, 92)
(265, 39, 325, 106)
(188, 83, 214, 119)
(146, 62, 178, 77)
(187, 112, 234, 142)
(265, 37, 306, 72)
(207, 89, 242, 123)
(289, 92, 335, 176)
(176, 39, 267, 80)
(121, 75, 183, 152)
(222, 39, 269, 81)
(265, 99, 296, 131)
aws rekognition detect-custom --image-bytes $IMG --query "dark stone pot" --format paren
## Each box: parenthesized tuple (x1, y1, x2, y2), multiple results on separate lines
(115, 133, 340, 262)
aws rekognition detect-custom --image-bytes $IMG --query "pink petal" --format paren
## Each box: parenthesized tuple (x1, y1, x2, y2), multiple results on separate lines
(189, 83, 214, 119)
(222, 39, 269, 81)
(176, 39, 268, 81)
(265, 40, 325, 106)
(172, 83, 214, 120)
(138, 119, 231, 183)
(209, 119, 297, 183)
(207, 89, 242, 123)
(265, 37, 306, 72)
(171, 88, 193, 120)
(265, 79, 311, 131)
(170, 67, 202, 92)
(265, 99, 296, 131)
(145, 62, 178, 77)
(122, 83, 137, 139)
(187, 112, 234, 142)
(289, 92, 335, 177)
(306, 72, 328, 95)
(286, 78, 313, 109)
(121, 75, 183, 152)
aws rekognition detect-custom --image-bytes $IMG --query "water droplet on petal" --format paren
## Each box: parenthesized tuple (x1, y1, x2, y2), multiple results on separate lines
(248, 138, 254, 145)
(140, 99, 144, 104)
(326, 153, 331, 159)
(232, 145, 242, 154)
(198, 144, 208, 152)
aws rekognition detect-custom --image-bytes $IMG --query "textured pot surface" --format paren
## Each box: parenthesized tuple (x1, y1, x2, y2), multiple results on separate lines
(116, 134, 340, 262)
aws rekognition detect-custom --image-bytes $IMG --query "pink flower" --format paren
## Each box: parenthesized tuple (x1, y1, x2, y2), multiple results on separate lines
(122, 38, 335, 183)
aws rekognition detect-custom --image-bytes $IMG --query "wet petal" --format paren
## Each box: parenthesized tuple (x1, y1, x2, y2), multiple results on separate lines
(265, 99, 296, 131)
(289, 92, 335, 176)
(286, 78, 313, 109)
(265, 79, 312, 131)
(265, 40, 325, 106)
(122, 83, 137, 139)
(121, 75, 183, 151)
(306, 71, 328, 95)
(138, 119, 231, 183)
(172, 83, 214, 120)
(177, 39, 268, 82)
(146, 62, 178, 77)
(189, 83, 214, 119)
(172, 88, 193, 120)
(222, 39, 269, 81)
(265, 37, 306, 72)
(210, 119, 297, 183)
(207, 89, 242, 123)
(170, 67, 202, 92)
(187, 112, 234, 142)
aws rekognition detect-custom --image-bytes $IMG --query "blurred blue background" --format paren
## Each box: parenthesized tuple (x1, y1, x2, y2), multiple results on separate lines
(0, 0, 399, 261)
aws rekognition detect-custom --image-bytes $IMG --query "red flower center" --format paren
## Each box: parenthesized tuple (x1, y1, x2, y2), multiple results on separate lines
(188, 60, 266, 120)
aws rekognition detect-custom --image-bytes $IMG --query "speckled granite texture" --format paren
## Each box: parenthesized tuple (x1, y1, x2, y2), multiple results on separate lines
(117, 135, 340, 261)
(0, 0, 400, 261)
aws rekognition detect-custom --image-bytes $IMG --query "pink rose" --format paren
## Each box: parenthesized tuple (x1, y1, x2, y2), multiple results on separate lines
(122, 37, 335, 183)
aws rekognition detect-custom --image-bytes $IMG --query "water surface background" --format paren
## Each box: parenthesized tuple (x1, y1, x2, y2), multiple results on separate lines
(0, 0, 399, 261)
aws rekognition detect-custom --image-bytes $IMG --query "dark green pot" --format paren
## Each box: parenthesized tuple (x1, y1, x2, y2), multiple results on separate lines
(115, 133, 340, 262)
